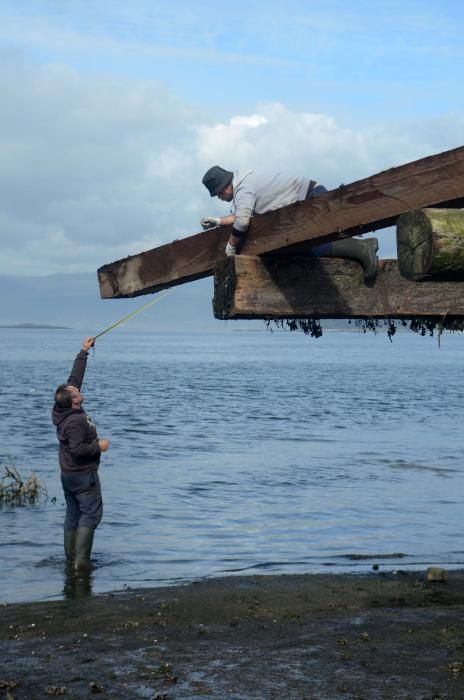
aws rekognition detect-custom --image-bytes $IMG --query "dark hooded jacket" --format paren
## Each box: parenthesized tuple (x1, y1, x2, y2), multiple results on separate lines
(52, 349, 101, 474)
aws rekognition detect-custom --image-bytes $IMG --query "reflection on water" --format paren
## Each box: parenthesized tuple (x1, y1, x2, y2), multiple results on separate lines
(63, 566, 93, 600)
(1, 329, 464, 603)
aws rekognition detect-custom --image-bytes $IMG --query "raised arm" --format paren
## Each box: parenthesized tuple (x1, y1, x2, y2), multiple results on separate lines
(67, 337, 94, 389)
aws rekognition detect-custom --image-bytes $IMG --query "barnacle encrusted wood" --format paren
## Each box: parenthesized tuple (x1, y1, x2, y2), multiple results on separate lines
(213, 255, 464, 320)
(98, 145, 464, 298)
(397, 208, 464, 280)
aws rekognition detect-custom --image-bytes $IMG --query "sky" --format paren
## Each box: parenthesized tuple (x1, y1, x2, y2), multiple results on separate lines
(1, 0, 464, 276)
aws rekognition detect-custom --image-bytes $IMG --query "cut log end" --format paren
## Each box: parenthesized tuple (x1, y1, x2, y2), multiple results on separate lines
(396, 209, 433, 280)
(397, 208, 464, 281)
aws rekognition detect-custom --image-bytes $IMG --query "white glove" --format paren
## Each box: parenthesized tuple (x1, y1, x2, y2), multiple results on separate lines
(201, 216, 221, 230)
(225, 242, 237, 257)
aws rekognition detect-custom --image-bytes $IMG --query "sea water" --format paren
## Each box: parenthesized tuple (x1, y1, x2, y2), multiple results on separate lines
(1, 328, 464, 603)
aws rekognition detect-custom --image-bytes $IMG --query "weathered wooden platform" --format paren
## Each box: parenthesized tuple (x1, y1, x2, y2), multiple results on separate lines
(98, 145, 464, 299)
(213, 255, 464, 320)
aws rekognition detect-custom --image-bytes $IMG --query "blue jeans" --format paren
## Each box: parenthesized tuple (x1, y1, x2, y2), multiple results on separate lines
(61, 471, 103, 530)
(305, 183, 330, 256)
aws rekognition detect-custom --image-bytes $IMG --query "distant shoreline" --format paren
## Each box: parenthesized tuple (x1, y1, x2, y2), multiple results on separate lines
(0, 323, 71, 329)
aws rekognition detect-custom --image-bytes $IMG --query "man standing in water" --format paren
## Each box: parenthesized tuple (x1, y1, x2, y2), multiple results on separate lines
(200, 166, 379, 281)
(52, 337, 110, 570)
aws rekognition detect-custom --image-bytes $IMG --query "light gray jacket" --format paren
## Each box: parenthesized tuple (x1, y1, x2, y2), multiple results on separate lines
(231, 170, 310, 232)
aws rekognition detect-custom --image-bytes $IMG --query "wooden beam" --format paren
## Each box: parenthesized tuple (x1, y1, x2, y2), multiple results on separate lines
(98, 145, 464, 298)
(213, 255, 464, 320)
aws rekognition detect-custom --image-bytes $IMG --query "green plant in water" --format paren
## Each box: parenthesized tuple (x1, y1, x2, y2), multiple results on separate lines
(0, 463, 47, 504)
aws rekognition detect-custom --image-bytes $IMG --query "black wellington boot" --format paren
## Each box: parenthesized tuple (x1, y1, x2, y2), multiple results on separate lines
(74, 526, 95, 571)
(327, 238, 379, 281)
(64, 529, 76, 564)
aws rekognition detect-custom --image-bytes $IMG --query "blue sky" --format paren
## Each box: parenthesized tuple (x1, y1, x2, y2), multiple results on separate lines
(1, 0, 464, 274)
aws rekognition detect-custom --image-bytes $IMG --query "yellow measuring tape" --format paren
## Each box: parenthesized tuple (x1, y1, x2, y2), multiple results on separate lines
(94, 291, 170, 340)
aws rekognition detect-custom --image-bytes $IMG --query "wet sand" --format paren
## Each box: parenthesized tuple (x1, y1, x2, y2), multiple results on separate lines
(2, 570, 464, 699)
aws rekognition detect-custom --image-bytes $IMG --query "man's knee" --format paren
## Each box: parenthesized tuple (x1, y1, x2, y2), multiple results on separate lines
(79, 501, 103, 529)
(64, 512, 80, 530)
(76, 472, 103, 528)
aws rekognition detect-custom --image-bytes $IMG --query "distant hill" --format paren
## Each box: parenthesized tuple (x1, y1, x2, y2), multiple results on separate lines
(0, 272, 258, 332)
(0, 322, 71, 329)
(0, 272, 353, 334)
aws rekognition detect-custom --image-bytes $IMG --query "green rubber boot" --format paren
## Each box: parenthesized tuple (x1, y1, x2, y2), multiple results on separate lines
(328, 237, 379, 281)
(64, 529, 76, 564)
(73, 526, 95, 571)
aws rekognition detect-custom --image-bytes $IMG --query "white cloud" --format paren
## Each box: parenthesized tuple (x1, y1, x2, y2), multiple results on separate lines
(1, 59, 463, 274)
(195, 114, 268, 164)
(194, 102, 464, 188)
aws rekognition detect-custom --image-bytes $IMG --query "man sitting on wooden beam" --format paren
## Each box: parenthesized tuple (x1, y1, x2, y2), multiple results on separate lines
(201, 165, 379, 282)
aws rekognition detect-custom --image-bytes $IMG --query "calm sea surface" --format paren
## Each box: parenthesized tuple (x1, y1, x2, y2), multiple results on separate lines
(1, 328, 464, 603)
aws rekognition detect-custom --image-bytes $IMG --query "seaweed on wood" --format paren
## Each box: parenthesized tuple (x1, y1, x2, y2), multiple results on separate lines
(265, 318, 323, 338)
(264, 317, 464, 342)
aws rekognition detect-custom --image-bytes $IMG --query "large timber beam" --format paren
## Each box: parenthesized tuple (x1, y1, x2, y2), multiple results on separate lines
(98, 145, 464, 298)
(213, 255, 464, 320)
